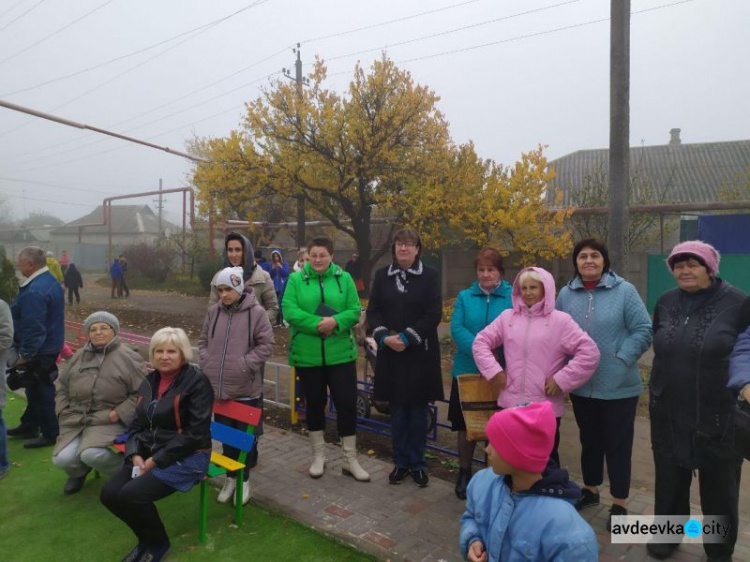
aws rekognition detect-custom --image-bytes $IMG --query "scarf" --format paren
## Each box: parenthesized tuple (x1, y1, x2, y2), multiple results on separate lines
(387, 260, 423, 293)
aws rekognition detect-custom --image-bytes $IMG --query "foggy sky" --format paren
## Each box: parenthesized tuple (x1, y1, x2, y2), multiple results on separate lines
(0, 0, 747, 225)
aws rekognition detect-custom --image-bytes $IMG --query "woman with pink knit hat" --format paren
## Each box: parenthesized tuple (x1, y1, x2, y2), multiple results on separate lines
(648, 240, 750, 561)
(459, 401, 598, 561)
(472, 267, 600, 466)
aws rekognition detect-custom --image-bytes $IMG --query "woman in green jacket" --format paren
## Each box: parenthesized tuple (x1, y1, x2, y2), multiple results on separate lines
(282, 237, 369, 482)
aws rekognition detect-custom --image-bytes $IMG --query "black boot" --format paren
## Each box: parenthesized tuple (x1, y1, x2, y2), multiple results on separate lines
(455, 468, 472, 500)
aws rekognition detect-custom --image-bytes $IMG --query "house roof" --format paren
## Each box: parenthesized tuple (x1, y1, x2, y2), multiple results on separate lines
(548, 137, 750, 207)
(51, 205, 182, 236)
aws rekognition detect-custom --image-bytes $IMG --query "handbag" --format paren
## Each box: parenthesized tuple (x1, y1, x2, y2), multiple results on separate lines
(734, 400, 750, 460)
(6, 364, 39, 390)
(457, 373, 503, 441)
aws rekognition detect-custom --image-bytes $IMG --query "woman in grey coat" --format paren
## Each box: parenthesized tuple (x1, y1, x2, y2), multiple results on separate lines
(53, 311, 147, 494)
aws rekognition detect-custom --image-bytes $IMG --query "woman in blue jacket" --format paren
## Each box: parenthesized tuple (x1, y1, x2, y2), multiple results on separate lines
(269, 249, 290, 326)
(555, 239, 652, 530)
(449, 247, 512, 499)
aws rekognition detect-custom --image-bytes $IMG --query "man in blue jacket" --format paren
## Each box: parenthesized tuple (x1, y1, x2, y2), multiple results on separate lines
(7, 247, 64, 449)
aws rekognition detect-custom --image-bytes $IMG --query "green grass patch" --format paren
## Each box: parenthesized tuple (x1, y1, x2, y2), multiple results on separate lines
(1, 395, 376, 562)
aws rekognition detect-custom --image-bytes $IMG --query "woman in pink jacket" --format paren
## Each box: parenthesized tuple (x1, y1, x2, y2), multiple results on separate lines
(472, 267, 600, 466)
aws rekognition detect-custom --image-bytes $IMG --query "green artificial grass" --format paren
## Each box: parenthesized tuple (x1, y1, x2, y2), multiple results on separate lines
(0, 395, 377, 562)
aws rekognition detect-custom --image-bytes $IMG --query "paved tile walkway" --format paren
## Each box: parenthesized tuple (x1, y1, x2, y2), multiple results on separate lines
(232, 423, 750, 562)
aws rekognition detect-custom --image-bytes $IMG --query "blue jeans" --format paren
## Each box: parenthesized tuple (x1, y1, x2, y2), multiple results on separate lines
(0, 408, 8, 473)
(390, 403, 429, 471)
(20, 375, 59, 438)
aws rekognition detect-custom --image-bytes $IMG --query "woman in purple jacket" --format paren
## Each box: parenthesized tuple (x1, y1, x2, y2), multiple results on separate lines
(198, 267, 275, 505)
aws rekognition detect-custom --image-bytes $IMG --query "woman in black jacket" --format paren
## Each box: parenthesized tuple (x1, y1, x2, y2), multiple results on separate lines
(367, 229, 443, 488)
(101, 327, 214, 562)
(648, 241, 750, 561)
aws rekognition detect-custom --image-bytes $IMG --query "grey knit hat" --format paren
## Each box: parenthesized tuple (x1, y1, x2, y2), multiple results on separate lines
(84, 311, 120, 336)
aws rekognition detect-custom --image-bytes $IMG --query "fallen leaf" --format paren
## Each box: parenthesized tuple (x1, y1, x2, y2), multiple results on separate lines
(301, 493, 310, 499)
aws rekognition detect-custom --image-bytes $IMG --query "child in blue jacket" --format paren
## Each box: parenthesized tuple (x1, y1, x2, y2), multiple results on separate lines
(459, 401, 598, 561)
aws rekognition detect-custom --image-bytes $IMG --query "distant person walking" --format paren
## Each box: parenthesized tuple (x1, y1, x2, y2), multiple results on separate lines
(119, 255, 130, 298)
(63, 263, 84, 306)
(345, 252, 364, 294)
(110, 258, 123, 299)
(59, 250, 70, 275)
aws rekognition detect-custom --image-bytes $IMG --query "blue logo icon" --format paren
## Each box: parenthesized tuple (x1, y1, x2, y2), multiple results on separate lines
(684, 519, 701, 538)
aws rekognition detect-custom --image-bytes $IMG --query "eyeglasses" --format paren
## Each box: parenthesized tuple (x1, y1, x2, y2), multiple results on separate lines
(395, 242, 416, 248)
(89, 326, 113, 334)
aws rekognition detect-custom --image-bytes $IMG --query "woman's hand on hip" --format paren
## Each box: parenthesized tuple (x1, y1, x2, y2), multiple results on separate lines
(545, 377, 562, 396)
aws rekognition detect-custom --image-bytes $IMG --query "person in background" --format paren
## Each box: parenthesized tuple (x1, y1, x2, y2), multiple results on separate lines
(209, 233, 278, 325)
(59, 250, 70, 275)
(119, 255, 130, 298)
(730, 325, 750, 403)
(283, 237, 370, 482)
(110, 258, 123, 299)
(269, 249, 290, 327)
(63, 263, 84, 306)
(8, 246, 65, 449)
(367, 229, 443, 488)
(449, 247, 512, 499)
(0, 298, 14, 480)
(472, 267, 600, 467)
(100, 327, 213, 562)
(555, 239, 652, 530)
(459, 402, 598, 562)
(345, 252, 364, 294)
(53, 312, 147, 494)
(648, 241, 750, 561)
(199, 266, 274, 505)
(254, 249, 271, 272)
(46, 252, 64, 284)
(293, 248, 308, 272)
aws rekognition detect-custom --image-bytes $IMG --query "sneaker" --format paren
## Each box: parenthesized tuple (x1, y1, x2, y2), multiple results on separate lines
(388, 467, 410, 484)
(607, 504, 628, 532)
(121, 543, 145, 562)
(217, 477, 236, 504)
(138, 541, 170, 562)
(575, 488, 600, 511)
(411, 469, 429, 488)
(63, 470, 91, 495)
(234, 480, 251, 507)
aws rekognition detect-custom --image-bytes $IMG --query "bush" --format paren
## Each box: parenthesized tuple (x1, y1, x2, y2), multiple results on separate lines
(0, 245, 18, 303)
(123, 242, 175, 283)
(198, 257, 225, 291)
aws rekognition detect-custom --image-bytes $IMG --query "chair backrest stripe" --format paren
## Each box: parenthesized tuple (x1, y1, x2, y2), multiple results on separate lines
(213, 400, 262, 426)
(210, 422, 256, 452)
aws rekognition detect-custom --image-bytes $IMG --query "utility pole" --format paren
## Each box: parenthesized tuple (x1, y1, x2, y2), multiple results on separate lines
(154, 178, 164, 242)
(284, 44, 309, 249)
(609, 0, 630, 274)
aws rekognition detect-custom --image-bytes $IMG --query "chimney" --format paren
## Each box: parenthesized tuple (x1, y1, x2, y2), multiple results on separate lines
(669, 128, 682, 146)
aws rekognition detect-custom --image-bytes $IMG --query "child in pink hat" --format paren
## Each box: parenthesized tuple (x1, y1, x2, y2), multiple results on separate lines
(459, 401, 598, 561)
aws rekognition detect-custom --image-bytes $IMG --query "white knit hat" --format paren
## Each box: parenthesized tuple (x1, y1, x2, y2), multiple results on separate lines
(215, 266, 245, 296)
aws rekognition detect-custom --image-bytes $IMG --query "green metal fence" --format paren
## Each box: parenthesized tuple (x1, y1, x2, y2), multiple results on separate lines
(647, 254, 750, 312)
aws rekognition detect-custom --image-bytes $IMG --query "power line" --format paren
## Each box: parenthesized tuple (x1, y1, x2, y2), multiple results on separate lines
(0, 0, 117, 67)
(0, 0, 29, 22)
(2, 191, 91, 207)
(301, 0, 482, 44)
(0, 0, 46, 33)
(0, 0, 274, 140)
(1, 0, 273, 97)
(325, 0, 581, 63)
(0, 175, 127, 195)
